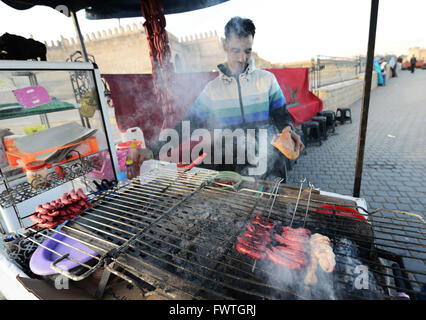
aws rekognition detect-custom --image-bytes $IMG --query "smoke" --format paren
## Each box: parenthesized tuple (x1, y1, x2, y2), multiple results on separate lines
(262, 236, 381, 300)
(260, 237, 337, 300)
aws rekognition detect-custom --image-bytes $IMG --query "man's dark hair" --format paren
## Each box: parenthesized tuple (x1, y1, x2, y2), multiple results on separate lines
(224, 17, 255, 40)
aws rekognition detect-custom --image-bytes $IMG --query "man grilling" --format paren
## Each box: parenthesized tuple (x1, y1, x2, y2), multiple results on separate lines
(142, 17, 304, 180)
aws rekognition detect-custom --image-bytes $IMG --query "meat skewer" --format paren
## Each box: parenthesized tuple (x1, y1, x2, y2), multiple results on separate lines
(289, 178, 306, 227)
(27, 189, 92, 230)
(252, 178, 283, 272)
(302, 182, 314, 229)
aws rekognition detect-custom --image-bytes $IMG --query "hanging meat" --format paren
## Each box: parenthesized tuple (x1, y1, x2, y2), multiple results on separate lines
(140, 0, 176, 130)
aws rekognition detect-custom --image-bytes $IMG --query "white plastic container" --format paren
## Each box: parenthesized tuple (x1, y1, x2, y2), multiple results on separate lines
(120, 127, 146, 149)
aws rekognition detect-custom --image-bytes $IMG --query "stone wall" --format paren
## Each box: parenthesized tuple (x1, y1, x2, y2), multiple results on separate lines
(47, 23, 153, 74)
(314, 70, 379, 111)
(46, 23, 273, 74)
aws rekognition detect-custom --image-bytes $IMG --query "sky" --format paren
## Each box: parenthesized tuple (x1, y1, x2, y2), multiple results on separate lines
(0, 0, 425, 64)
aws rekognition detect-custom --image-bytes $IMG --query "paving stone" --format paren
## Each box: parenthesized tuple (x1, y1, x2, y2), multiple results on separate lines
(409, 204, 425, 213)
(395, 204, 414, 212)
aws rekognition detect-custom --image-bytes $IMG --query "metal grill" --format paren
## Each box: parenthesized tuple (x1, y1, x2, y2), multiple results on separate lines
(18, 166, 426, 300)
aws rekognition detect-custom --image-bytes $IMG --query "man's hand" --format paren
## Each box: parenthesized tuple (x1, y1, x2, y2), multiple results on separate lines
(136, 148, 154, 168)
(140, 148, 153, 161)
(289, 129, 305, 153)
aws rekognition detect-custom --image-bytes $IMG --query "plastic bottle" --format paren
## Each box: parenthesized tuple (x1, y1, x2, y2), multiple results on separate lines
(126, 159, 136, 180)
(127, 139, 142, 176)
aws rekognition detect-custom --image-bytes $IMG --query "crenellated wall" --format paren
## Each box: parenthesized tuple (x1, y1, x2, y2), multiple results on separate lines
(46, 23, 273, 74)
(46, 22, 153, 74)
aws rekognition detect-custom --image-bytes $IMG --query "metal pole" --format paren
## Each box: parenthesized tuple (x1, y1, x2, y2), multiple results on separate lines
(70, 9, 92, 128)
(70, 10, 89, 62)
(353, 0, 379, 198)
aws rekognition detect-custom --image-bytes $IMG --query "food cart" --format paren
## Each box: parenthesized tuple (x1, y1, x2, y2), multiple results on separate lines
(0, 0, 424, 301)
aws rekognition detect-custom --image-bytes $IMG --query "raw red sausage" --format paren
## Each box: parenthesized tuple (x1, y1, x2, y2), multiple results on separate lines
(30, 213, 46, 224)
(282, 226, 311, 235)
(47, 210, 60, 217)
(247, 224, 270, 236)
(237, 237, 266, 251)
(252, 218, 274, 229)
(282, 231, 309, 243)
(68, 205, 80, 214)
(236, 243, 266, 260)
(266, 248, 301, 270)
(244, 230, 271, 243)
(253, 214, 275, 228)
(70, 189, 80, 201)
(55, 199, 64, 208)
(273, 246, 307, 265)
(35, 205, 49, 215)
(275, 235, 307, 253)
(255, 214, 273, 224)
(61, 193, 73, 205)
(77, 188, 88, 200)
(39, 214, 54, 222)
(42, 202, 54, 211)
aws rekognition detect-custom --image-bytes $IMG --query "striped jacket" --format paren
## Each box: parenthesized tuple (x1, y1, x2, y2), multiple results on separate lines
(188, 57, 292, 130)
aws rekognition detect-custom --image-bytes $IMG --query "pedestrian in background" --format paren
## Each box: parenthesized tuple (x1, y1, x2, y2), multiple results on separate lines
(374, 57, 383, 86)
(380, 57, 387, 86)
(389, 56, 397, 78)
(410, 55, 417, 73)
(397, 57, 403, 73)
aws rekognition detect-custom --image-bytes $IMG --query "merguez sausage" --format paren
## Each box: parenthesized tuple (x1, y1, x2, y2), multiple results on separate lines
(70, 189, 80, 201)
(247, 224, 270, 236)
(236, 243, 266, 260)
(237, 237, 266, 251)
(61, 193, 73, 205)
(77, 188, 88, 200)
(47, 210, 60, 217)
(244, 230, 271, 243)
(266, 248, 301, 270)
(35, 205, 49, 215)
(274, 246, 307, 265)
(282, 226, 311, 235)
(253, 214, 275, 229)
(274, 234, 307, 253)
(282, 231, 309, 243)
(42, 202, 55, 211)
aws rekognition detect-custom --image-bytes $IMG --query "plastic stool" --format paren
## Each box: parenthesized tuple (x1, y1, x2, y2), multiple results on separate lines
(311, 116, 327, 140)
(317, 110, 336, 133)
(336, 108, 352, 124)
(302, 121, 321, 146)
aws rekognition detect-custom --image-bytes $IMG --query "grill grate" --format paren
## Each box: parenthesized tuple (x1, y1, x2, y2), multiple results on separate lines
(17, 166, 426, 300)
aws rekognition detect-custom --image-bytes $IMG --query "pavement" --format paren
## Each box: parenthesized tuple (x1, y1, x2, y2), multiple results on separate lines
(286, 68, 426, 289)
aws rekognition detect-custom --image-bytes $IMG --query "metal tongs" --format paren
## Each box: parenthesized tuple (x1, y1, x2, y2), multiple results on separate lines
(287, 179, 314, 229)
(288, 177, 306, 228)
(160, 153, 207, 193)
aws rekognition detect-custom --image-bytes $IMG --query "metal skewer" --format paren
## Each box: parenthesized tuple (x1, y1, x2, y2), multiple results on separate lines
(252, 177, 283, 273)
(267, 178, 284, 219)
(289, 177, 306, 228)
(302, 182, 314, 228)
